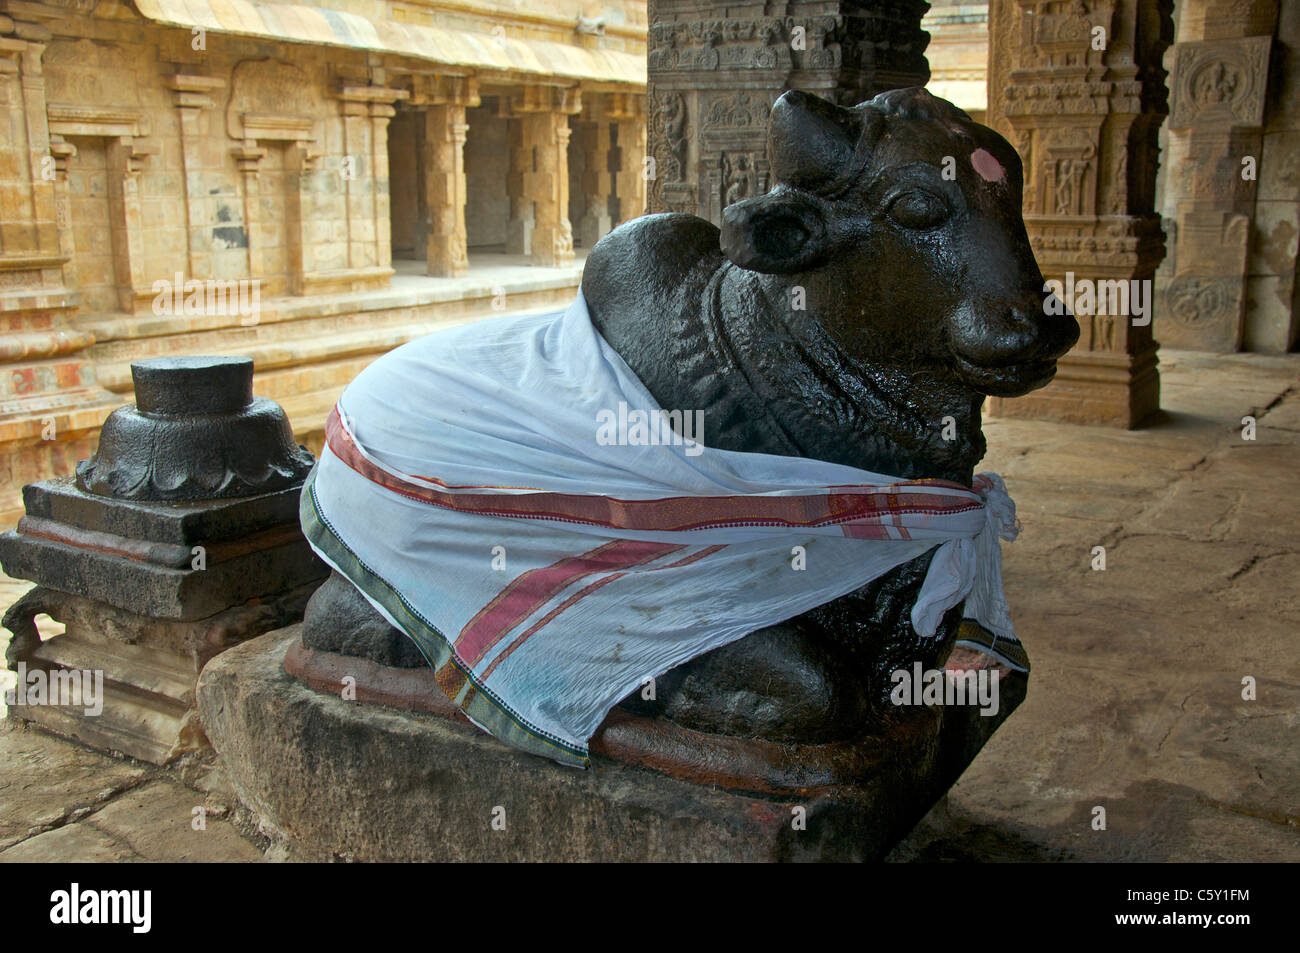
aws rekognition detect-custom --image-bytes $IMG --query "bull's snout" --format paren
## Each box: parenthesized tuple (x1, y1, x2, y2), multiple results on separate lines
(947, 292, 1081, 397)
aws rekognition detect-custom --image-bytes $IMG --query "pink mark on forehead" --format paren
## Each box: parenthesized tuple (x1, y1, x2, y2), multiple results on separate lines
(971, 148, 1006, 183)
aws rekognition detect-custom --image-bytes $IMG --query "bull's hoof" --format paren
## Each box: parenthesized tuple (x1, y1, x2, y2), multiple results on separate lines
(300, 571, 426, 668)
(619, 622, 870, 745)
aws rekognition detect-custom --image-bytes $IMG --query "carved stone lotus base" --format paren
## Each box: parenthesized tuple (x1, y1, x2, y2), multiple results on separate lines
(197, 625, 1026, 861)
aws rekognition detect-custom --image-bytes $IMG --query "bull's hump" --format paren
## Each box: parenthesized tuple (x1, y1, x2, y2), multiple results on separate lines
(583, 213, 724, 337)
(585, 211, 728, 364)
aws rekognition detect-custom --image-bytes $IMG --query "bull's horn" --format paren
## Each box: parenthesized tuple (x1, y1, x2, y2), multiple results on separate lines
(768, 90, 861, 193)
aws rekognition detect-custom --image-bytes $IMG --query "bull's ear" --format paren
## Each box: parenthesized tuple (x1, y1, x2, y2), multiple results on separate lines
(768, 90, 860, 193)
(720, 188, 830, 274)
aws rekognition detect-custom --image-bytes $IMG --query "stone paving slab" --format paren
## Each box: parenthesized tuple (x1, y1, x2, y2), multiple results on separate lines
(0, 725, 265, 862)
(891, 351, 1300, 862)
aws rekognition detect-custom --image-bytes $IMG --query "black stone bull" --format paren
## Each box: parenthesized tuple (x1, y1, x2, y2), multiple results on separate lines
(302, 87, 1078, 744)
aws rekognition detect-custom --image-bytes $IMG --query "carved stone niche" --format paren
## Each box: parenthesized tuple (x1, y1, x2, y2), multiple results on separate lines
(44, 104, 160, 312)
(226, 59, 322, 173)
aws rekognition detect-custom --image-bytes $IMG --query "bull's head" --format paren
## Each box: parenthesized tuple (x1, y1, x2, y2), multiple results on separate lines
(720, 88, 1079, 398)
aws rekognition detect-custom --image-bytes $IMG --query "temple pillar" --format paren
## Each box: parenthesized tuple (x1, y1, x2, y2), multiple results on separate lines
(413, 77, 479, 278)
(1156, 0, 1287, 351)
(986, 0, 1174, 428)
(504, 114, 532, 255)
(646, 0, 930, 223)
(573, 115, 613, 247)
(607, 91, 647, 225)
(164, 74, 228, 283)
(506, 85, 582, 268)
(333, 83, 409, 290)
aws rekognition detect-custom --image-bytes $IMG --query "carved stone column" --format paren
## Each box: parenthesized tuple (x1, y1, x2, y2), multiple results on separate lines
(504, 113, 532, 255)
(334, 83, 409, 287)
(646, 0, 930, 224)
(1156, 0, 1278, 351)
(164, 74, 227, 282)
(574, 115, 614, 247)
(414, 77, 479, 277)
(507, 86, 582, 268)
(608, 91, 647, 225)
(986, 0, 1174, 428)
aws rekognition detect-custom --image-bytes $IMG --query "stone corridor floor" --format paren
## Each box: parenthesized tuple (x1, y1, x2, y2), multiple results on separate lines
(1, 349, 1297, 862)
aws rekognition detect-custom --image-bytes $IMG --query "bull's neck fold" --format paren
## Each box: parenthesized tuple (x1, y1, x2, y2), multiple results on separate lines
(693, 263, 987, 485)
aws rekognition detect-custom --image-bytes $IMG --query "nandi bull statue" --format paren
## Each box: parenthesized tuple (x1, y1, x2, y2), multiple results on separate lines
(294, 88, 1079, 787)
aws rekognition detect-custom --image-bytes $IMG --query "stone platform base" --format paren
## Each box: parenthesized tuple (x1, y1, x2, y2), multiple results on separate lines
(198, 626, 1026, 862)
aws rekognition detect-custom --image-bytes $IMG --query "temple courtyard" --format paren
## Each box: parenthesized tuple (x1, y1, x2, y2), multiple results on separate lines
(0, 348, 1297, 862)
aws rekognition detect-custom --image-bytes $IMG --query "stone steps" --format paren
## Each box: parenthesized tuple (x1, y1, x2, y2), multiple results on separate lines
(85, 286, 575, 394)
(11, 659, 192, 766)
(0, 355, 100, 401)
(31, 632, 196, 701)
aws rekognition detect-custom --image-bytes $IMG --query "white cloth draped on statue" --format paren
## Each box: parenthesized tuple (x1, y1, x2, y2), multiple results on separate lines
(301, 290, 1024, 767)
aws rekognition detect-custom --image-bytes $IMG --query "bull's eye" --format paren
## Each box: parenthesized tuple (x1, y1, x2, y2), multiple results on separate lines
(885, 190, 949, 230)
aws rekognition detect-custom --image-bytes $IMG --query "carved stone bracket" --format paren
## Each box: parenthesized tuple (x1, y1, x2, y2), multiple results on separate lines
(164, 72, 226, 112)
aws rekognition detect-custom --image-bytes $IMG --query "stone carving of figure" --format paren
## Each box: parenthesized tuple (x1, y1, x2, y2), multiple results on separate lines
(1195, 62, 1239, 106)
(699, 28, 722, 70)
(724, 153, 756, 206)
(659, 93, 688, 183)
(1055, 159, 1074, 215)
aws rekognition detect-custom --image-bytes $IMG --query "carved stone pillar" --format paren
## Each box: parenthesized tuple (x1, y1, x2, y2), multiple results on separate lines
(506, 86, 582, 268)
(1156, 0, 1278, 351)
(986, 0, 1174, 428)
(574, 116, 614, 247)
(504, 114, 532, 255)
(608, 92, 647, 225)
(164, 74, 227, 282)
(646, 0, 930, 224)
(334, 84, 409, 287)
(413, 77, 479, 277)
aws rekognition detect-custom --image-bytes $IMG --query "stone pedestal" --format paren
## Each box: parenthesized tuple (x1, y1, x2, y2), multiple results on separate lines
(986, 0, 1174, 428)
(646, 0, 930, 224)
(198, 626, 1027, 862)
(0, 356, 327, 763)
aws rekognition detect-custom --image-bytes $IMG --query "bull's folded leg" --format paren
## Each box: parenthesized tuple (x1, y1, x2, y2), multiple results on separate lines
(621, 548, 962, 743)
(300, 570, 426, 669)
(805, 547, 964, 701)
(618, 620, 870, 744)
(303, 552, 964, 745)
